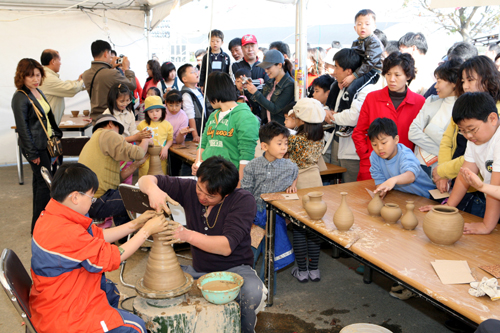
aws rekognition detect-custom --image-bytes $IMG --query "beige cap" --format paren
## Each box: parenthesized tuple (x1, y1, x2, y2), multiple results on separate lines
(292, 98, 326, 124)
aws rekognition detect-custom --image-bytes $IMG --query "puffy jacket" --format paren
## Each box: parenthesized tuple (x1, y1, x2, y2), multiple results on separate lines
(12, 86, 62, 161)
(250, 72, 295, 125)
(351, 34, 384, 78)
(352, 86, 425, 181)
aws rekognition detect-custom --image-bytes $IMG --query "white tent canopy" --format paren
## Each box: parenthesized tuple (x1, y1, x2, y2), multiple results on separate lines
(0, 0, 191, 165)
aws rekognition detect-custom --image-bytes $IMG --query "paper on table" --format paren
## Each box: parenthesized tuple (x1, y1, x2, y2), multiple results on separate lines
(431, 260, 475, 284)
(429, 189, 450, 199)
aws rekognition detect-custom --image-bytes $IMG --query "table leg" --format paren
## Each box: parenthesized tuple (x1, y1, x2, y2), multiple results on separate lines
(332, 246, 340, 258)
(15, 134, 24, 185)
(264, 206, 276, 306)
(363, 265, 373, 284)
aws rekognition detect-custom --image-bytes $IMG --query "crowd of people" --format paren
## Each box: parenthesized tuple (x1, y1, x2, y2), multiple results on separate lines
(10, 7, 500, 333)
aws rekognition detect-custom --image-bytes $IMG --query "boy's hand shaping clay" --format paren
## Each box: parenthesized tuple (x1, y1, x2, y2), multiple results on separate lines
(142, 215, 169, 237)
(130, 210, 156, 230)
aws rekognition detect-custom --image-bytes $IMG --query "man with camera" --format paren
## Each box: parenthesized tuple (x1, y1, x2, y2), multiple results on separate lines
(82, 40, 136, 121)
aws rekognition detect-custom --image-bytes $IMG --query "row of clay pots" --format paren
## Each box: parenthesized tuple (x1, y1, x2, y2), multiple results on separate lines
(303, 191, 465, 246)
(303, 192, 354, 231)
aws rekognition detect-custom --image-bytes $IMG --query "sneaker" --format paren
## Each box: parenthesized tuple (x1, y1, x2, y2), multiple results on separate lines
(389, 288, 415, 300)
(391, 283, 405, 292)
(309, 269, 321, 282)
(291, 267, 309, 283)
(335, 126, 354, 137)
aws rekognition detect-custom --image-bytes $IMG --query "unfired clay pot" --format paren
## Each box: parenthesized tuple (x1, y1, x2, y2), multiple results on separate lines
(83, 110, 90, 116)
(423, 206, 464, 245)
(303, 191, 327, 220)
(71, 110, 79, 117)
(147, 145, 164, 176)
(380, 203, 402, 224)
(333, 192, 354, 231)
(401, 200, 418, 230)
(367, 192, 384, 216)
(142, 233, 187, 291)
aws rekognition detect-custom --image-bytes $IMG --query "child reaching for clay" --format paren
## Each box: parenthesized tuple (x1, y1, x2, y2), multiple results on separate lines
(30, 163, 169, 333)
(137, 95, 174, 178)
(287, 98, 325, 282)
(369, 117, 435, 198)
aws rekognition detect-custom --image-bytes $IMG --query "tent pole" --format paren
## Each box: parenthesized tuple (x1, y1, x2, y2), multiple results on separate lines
(295, 0, 307, 100)
(145, 8, 151, 59)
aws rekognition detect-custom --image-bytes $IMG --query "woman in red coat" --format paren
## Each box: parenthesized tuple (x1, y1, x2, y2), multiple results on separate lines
(352, 52, 426, 180)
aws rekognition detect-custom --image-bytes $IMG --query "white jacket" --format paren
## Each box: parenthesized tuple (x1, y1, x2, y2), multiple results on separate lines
(39, 67, 85, 124)
(409, 95, 456, 165)
(334, 83, 377, 160)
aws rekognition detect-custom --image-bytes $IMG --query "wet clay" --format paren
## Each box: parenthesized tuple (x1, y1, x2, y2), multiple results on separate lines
(423, 206, 464, 245)
(333, 192, 354, 231)
(380, 203, 402, 224)
(142, 233, 186, 291)
(401, 200, 418, 230)
(201, 280, 239, 291)
(147, 145, 164, 176)
(367, 192, 384, 216)
(303, 191, 327, 220)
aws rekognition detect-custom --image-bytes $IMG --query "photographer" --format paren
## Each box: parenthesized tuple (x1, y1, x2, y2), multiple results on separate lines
(82, 40, 136, 121)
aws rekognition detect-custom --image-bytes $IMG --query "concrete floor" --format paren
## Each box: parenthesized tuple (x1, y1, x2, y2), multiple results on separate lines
(0, 164, 473, 333)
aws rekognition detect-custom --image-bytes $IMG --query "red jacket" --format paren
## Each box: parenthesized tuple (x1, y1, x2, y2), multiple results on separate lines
(352, 87, 425, 181)
(30, 199, 123, 333)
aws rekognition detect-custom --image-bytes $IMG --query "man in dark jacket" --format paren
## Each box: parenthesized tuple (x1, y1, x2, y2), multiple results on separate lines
(231, 34, 269, 89)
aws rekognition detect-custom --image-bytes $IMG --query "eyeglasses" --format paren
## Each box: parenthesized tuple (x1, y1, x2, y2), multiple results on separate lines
(458, 124, 481, 136)
(79, 192, 97, 203)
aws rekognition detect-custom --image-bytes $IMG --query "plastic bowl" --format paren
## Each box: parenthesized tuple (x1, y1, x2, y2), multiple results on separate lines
(197, 271, 244, 305)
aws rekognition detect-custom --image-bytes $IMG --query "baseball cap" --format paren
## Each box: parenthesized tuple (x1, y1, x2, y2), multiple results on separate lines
(144, 96, 166, 113)
(257, 49, 285, 69)
(93, 114, 124, 135)
(324, 48, 339, 66)
(241, 34, 257, 46)
(292, 98, 326, 124)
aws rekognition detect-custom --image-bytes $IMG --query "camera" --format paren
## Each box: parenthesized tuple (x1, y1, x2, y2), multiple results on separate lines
(240, 76, 249, 84)
(116, 54, 124, 65)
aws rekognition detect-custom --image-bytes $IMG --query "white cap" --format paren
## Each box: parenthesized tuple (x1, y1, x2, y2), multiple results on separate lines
(292, 98, 326, 124)
(324, 48, 339, 66)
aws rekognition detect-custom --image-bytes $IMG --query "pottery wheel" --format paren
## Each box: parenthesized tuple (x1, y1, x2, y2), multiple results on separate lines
(136, 272, 194, 299)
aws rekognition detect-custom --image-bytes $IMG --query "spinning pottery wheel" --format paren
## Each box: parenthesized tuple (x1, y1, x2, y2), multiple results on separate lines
(135, 233, 193, 300)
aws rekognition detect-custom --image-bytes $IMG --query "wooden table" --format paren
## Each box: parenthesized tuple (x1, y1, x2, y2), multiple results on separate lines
(169, 141, 199, 165)
(11, 113, 92, 185)
(168, 141, 346, 183)
(264, 180, 500, 328)
(58, 114, 92, 135)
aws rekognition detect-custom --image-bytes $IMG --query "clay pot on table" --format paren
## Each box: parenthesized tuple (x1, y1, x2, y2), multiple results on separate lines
(71, 110, 79, 117)
(423, 206, 464, 245)
(83, 110, 90, 116)
(147, 145, 164, 176)
(380, 203, 402, 224)
(333, 192, 354, 231)
(303, 191, 327, 220)
(367, 192, 384, 216)
(401, 200, 418, 230)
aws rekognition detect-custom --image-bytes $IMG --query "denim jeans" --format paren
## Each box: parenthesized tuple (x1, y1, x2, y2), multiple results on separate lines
(88, 189, 130, 226)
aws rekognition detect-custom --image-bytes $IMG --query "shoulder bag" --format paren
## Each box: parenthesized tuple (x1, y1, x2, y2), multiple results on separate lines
(18, 90, 63, 157)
